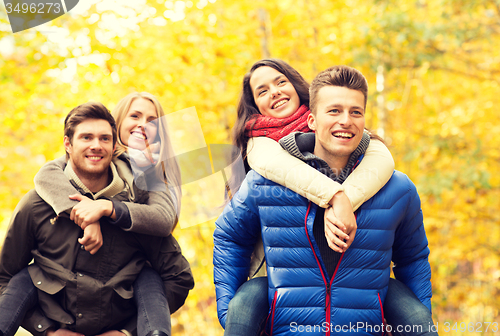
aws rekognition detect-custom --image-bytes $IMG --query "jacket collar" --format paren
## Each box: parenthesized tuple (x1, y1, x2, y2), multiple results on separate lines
(278, 131, 370, 183)
(63, 161, 125, 200)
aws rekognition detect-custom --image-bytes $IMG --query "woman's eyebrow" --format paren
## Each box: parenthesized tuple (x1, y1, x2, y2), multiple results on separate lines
(255, 75, 283, 92)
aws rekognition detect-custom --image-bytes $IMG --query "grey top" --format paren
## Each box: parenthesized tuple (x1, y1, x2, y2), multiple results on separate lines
(33, 155, 178, 237)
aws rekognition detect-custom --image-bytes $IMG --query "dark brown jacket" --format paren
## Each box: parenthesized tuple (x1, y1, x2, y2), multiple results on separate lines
(0, 185, 193, 335)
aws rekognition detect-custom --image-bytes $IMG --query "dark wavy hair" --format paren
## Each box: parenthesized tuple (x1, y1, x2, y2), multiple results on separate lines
(225, 59, 310, 199)
(232, 59, 310, 172)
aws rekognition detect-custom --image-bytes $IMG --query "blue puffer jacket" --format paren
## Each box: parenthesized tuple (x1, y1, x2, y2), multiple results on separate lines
(214, 170, 432, 336)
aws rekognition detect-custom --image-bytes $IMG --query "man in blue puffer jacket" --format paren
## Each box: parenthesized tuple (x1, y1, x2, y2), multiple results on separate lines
(214, 65, 432, 336)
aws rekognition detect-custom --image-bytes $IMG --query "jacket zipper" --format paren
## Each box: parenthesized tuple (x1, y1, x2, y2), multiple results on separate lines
(378, 293, 386, 336)
(267, 290, 278, 336)
(303, 202, 345, 336)
(325, 282, 331, 334)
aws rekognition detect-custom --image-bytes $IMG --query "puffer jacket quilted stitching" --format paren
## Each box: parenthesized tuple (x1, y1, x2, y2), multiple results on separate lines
(214, 169, 431, 336)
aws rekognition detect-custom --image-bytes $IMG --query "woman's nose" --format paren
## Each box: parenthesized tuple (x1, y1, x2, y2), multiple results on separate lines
(270, 86, 281, 98)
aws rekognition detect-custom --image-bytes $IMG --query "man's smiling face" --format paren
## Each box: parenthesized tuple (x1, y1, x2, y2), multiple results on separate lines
(307, 85, 365, 170)
(64, 118, 115, 180)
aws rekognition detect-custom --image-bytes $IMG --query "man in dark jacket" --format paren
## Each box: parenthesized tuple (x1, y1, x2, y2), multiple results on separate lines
(214, 66, 434, 336)
(0, 102, 194, 336)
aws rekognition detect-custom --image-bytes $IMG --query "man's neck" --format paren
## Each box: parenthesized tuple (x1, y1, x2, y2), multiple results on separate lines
(68, 160, 111, 193)
(312, 146, 349, 177)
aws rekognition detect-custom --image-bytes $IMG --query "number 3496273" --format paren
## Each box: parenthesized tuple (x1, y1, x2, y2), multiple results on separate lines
(442, 322, 498, 333)
(6, 3, 62, 14)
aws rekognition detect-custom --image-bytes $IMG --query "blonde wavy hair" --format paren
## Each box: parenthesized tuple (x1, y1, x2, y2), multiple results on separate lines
(112, 92, 182, 227)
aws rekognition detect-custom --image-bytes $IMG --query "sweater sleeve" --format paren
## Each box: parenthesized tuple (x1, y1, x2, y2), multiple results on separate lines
(121, 188, 178, 237)
(247, 137, 342, 208)
(33, 156, 79, 215)
(246, 137, 394, 211)
(34, 156, 177, 237)
(343, 139, 395, 211)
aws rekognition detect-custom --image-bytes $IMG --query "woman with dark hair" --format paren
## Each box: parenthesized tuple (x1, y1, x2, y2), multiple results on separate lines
(232, 59, 310, 170)
(217, 59, 436, 336)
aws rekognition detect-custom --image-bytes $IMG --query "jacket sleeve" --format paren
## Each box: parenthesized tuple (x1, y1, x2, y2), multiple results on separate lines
(142, 234, 194, 314)
(213, 173, 262, 328)
(247, 137, 342, 208)
(34, 156, 177, 237)
(0, 191, 38, 292)
(343, 139, 395, 211)
(0, 191, 56, 336)
(391, 176, 432, 312)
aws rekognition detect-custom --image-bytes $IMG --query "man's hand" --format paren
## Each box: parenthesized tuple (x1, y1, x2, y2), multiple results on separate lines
(69, 194, 114, 229)
(96, 330, 127, 336)
(46, 329, 85, 336)
(78, 221, 103, 255)
(384, 319, 393, 336)
(325, 191, 357, 252)
(46, 329, 126, 336)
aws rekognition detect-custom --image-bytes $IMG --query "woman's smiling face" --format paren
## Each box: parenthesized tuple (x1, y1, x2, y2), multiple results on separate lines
(249, 66, 300, 119)
(120, 98, 158, 150)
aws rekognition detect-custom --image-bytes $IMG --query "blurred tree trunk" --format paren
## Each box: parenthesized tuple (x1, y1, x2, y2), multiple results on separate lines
(258, 8, 271, 58)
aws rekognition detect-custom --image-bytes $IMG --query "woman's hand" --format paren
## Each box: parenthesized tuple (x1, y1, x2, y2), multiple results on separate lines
(324, 207, 349, 253)
(69, 194, 112, 255)
(128, 142, 160, 168)
(69, 195, 114, 229)
(46, 329, 84, 336)
(78, 221, 103, 255)
(96, 330, 128, 336)
(324, 191, 357, 252)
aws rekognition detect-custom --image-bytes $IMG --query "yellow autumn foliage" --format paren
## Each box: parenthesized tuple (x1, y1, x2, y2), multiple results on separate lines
(0, 0, 498, 335)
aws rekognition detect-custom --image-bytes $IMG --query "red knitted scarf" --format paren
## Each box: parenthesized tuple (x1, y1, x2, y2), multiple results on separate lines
(244, 105, 311, 141)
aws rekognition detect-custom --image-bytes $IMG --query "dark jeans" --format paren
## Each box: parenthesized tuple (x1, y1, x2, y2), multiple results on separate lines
(0, 266, 170, 336)
(134, 266, 171, 336)
(224, 277, 268, 336)
(384, 278, 438, 336)
(0, 268, 38, 336)
(224, 277, 438, 336)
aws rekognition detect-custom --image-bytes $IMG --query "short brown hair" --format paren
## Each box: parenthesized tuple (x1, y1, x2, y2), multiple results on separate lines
(309, 65, 368, 114)
(64, 102, 117, 147)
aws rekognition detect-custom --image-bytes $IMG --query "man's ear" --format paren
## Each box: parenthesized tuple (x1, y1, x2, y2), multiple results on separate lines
(307, 112, 316, 131)
(63, 136, 72, 155)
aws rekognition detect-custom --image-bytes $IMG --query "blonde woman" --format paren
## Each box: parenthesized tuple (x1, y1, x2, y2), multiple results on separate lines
(0, 93, 188, 336)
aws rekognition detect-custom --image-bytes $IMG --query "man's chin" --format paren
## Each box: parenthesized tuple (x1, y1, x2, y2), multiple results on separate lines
(327, 143, 358, 155)
(82, 164, 109, 175)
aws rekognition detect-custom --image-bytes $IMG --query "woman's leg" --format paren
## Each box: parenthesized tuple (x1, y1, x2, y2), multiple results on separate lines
(134, 266, 171, 336)
(0, 267, 38, 336)
(224, 276, 269, 336)
(384, 278, 439, 336)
